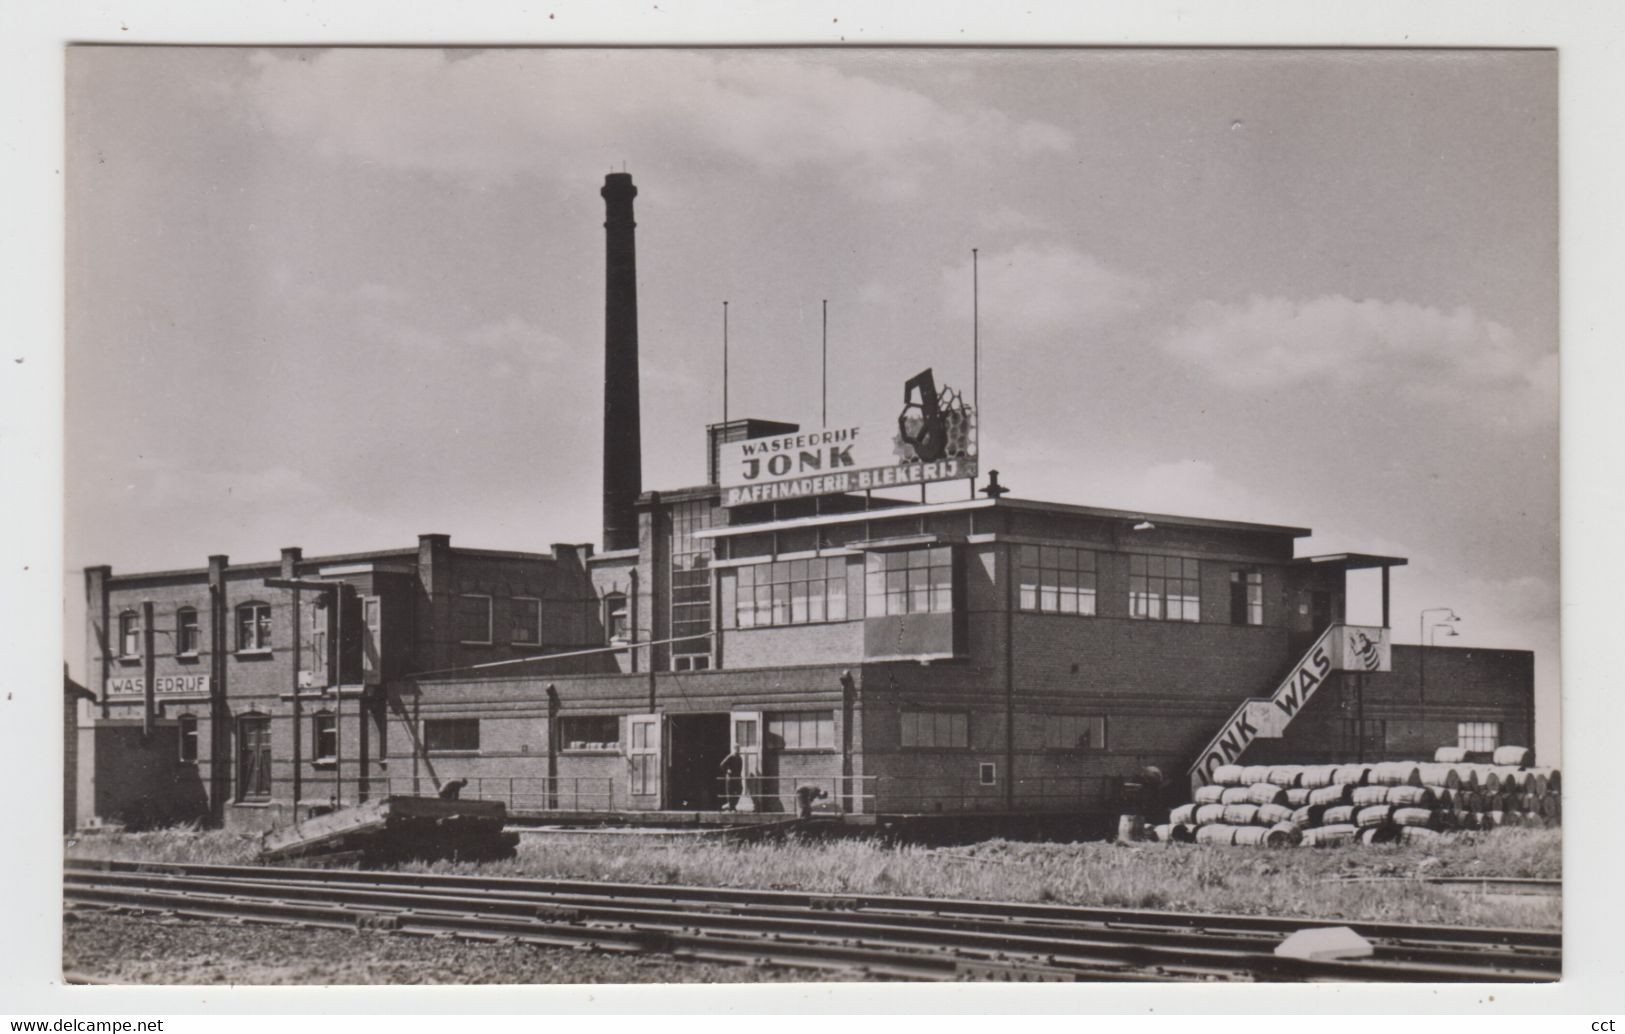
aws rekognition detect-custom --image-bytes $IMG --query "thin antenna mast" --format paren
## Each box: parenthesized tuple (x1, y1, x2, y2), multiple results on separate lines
(971, 247, 980, 499)
(723, 301, 730, 426)
(822, 299, 828, 427)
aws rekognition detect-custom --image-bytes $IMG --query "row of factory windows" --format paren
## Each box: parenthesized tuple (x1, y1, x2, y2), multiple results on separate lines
(410, 711, 1113, 756)
(175, 711, 1505, 768)
(117, 603, 279, 659)
(115, 593, 610, 662)
(730, 546, 1266, 629)
(180, 710, 1508, 804)
(111, 550, 1270, 664)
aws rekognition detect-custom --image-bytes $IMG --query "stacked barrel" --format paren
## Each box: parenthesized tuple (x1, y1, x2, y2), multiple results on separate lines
(1153, 748, 1560, 847)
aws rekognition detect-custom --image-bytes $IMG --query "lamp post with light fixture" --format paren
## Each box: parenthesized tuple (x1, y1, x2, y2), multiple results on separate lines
(1418, 607, 1460, 703)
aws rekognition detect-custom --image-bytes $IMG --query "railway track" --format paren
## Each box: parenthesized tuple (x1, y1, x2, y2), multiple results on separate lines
(63, 859, 1560, 983)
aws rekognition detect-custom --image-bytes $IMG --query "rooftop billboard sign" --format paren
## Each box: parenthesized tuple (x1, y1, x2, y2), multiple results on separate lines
(719, 369, 977, 507)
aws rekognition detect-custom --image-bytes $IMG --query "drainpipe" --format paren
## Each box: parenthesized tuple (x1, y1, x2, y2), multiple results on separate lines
(840, 670, 855, 814)
(141, 600, 155, 739)
(628, 568, 640, 674)
(1003, 542, 1015, 810)
(546, 683, 560, 810)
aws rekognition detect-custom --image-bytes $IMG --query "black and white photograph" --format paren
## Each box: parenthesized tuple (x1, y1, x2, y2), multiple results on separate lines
(10, 6, 1618, 1012)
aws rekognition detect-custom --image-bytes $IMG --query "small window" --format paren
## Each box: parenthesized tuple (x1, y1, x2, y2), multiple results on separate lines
(560, 715, 620, 750)
(176, 608, 200, 656)
(118, 611, 141, 659)
(1457, 721, 1499, 753)
(177, 714, 199, 764)
(1045, 715, 1107, 751)
(312, 711, 337, 764)
(1230, 570, 1263, 626)
(510, 597, 541, 645)
(672, 654, 711, 672)
(424, 718, 480, 753)
(766, 711, 835, 751)
(236, 602, 272, 652)
(603, 592, 628, 643)
(454, 594, 492, 644)
(900, 709, 969, 750)
(978, 762, 997, 786)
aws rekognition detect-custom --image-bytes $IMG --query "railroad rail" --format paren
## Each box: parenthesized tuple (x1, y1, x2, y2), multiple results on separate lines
(1333, 875, 1561, 896)
(63, 860, 1560, 983)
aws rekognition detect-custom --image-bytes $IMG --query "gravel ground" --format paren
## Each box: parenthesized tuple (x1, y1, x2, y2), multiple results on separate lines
(62, 908, 855, 985)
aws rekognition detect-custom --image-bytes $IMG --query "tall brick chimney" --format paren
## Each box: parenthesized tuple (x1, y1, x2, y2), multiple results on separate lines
(601, 172, 642, 552)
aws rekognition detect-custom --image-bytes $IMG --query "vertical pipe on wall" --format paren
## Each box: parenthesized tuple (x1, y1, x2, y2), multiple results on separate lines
(208, 555, 229, 824)
(1003, 541, 1015, 811)
(291, 586, 302, 809)
(141, 600, 155, 739)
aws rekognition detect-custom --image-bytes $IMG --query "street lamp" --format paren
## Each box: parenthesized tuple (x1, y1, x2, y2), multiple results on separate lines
(1431, 623, 1461, 646)
(1418, 607, 1460, 702)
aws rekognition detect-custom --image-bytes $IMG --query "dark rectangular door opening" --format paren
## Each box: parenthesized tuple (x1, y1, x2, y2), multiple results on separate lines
(666, 713, 731, 811)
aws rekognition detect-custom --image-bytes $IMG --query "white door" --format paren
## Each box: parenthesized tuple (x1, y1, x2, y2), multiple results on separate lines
(626, 713, 662, 809)
(730, 711, 763, 812)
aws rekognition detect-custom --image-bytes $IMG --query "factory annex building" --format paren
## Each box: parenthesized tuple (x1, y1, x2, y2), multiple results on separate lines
(74, 174, 1536, 831)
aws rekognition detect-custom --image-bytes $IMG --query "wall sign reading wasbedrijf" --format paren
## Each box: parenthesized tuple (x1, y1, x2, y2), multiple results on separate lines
(106, 675, 212, 696)
(720, 368, 977, 507)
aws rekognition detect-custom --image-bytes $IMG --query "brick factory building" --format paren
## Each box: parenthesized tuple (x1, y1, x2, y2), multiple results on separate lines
(74, 174, 1536, 832)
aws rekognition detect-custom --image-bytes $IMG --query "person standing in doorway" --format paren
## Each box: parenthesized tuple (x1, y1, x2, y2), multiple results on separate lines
(719, 749, 743, 811)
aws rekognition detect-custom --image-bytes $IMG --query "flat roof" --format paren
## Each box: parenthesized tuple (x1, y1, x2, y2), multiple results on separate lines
(102, 543, 559, 583)
(694, 495, 1312, 541)
(1295, 552, 1409, 569)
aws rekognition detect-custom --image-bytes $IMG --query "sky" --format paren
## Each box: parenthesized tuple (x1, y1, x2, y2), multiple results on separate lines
(64, 46, 1559, 758)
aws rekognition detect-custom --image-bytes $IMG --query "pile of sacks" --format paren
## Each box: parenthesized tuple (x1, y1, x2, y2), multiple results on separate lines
(1152, 747, 1560, 847)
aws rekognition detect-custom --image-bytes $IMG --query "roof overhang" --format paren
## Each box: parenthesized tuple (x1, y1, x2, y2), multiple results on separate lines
(1294, 552, 1409, 570)
(693, 495, 1312, 541)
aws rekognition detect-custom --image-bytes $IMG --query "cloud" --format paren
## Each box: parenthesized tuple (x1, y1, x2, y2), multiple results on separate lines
(241, 49, 1072, 198)
(941, 243, 1150, 338)
(1161, 294, 1556, 425)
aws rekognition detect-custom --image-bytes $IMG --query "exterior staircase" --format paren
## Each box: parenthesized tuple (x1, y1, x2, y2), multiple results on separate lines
(1188, 623, 1390, 792)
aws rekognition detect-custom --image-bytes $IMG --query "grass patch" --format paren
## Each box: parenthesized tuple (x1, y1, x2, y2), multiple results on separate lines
(65, 825, 263, 866)
(64, 824, 1560, 930)
(407, 827, 1559, 929)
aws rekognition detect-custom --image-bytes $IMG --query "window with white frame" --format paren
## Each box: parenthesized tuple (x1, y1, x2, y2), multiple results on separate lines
(177, 714, 199, 764)
(603, 592, 628, 642)
(766, 711, 835, 751)
(899, 709, 969, 749)
(312, 711, 337, 763)
(1129, 555, 1201, 622)
(560, 715, 620, 750)
(510, 597, 541, 645)
(176, 607, 200, 656)
(454, 594, 492, 644)
(424, 718, 480, 753)
(736, 558, 849, 627)
(118, 611, 141, 659)
(1230, 570, 1263, 626)
(236, 602, 272, 652)
(1045, 715, 1107, 751)
(865, 547, 953, 617)
(1017, 545, 1098, 615)
(1457, 721, 1500, 753)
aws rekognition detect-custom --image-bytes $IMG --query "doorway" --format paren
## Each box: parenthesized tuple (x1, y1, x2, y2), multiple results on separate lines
(666, 713, 731, 810)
